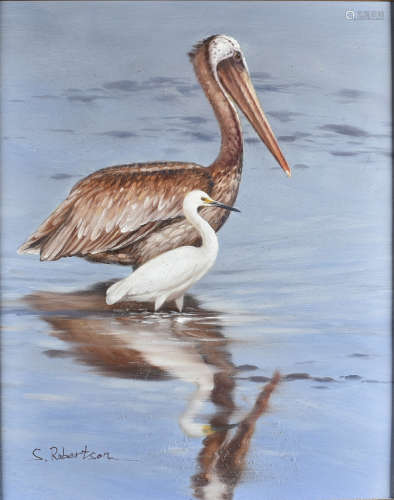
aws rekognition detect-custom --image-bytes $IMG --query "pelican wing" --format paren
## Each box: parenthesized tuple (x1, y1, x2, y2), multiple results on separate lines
(18, 162, 214, 261)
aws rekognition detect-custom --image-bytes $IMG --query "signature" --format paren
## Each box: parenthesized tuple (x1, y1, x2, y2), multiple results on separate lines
(32, 445, 117, 462)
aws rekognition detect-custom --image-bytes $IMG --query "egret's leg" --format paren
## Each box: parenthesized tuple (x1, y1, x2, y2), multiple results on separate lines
(154, 295, 167, 312)
(175, 295, 184, 312)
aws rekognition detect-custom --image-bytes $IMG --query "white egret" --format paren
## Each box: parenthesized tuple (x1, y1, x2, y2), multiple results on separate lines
(105, 190, 240, 311)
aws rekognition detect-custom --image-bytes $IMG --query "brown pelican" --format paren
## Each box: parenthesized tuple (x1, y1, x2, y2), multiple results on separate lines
(18, 35, 290, 267)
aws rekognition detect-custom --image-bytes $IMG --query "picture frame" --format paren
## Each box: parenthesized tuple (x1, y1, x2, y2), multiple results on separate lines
(1, 2, 392, 499)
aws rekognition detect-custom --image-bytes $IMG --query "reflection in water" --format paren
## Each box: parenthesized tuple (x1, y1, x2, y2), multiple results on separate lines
(193, 372, 280, 500)
(24, 282, 280, 499)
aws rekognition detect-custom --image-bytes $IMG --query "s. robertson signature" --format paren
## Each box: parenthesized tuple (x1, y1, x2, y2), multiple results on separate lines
(32, 445, 133, 462)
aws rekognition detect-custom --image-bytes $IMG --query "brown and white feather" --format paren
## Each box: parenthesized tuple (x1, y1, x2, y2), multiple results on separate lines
(19, 162, 214, 262)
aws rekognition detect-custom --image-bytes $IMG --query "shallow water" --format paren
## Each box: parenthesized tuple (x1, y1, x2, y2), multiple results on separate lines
(1, 2, 392, 499)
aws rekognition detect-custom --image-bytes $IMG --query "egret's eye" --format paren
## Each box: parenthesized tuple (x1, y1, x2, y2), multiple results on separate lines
(201, 197, 211, 203)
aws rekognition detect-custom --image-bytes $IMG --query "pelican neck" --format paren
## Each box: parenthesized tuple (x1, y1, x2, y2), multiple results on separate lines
(191, 46, 243, 170)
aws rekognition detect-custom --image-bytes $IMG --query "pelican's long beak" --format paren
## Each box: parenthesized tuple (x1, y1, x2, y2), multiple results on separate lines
(217, 58, 291, 177)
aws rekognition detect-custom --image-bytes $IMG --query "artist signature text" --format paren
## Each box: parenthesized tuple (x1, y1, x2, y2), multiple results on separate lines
(32, 445, 115, 462)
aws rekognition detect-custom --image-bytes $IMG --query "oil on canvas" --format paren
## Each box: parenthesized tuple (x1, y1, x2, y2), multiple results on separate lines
(1, 2, 391, 499)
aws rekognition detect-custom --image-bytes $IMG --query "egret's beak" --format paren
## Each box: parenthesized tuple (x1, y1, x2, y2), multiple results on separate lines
(217, 58, 291, 177)
(208, 199, 241, 212)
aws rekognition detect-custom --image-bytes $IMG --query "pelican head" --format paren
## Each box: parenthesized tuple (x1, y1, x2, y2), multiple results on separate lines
(190, 35, 291, 177)
(184, 190, 241, 213)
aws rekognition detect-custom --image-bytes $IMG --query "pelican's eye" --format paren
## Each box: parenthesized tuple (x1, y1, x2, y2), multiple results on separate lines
(233, 51, 242, 63)
(232, 51, 245, 71)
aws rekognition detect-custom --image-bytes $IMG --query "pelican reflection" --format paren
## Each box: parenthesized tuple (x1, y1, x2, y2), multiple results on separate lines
(23, 283, 280, 499)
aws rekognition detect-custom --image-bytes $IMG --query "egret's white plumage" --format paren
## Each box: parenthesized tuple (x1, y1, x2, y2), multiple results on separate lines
(105, 190, 239, 311)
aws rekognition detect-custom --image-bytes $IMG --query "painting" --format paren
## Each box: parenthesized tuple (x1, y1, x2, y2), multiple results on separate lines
(1, 2, 391, 499)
